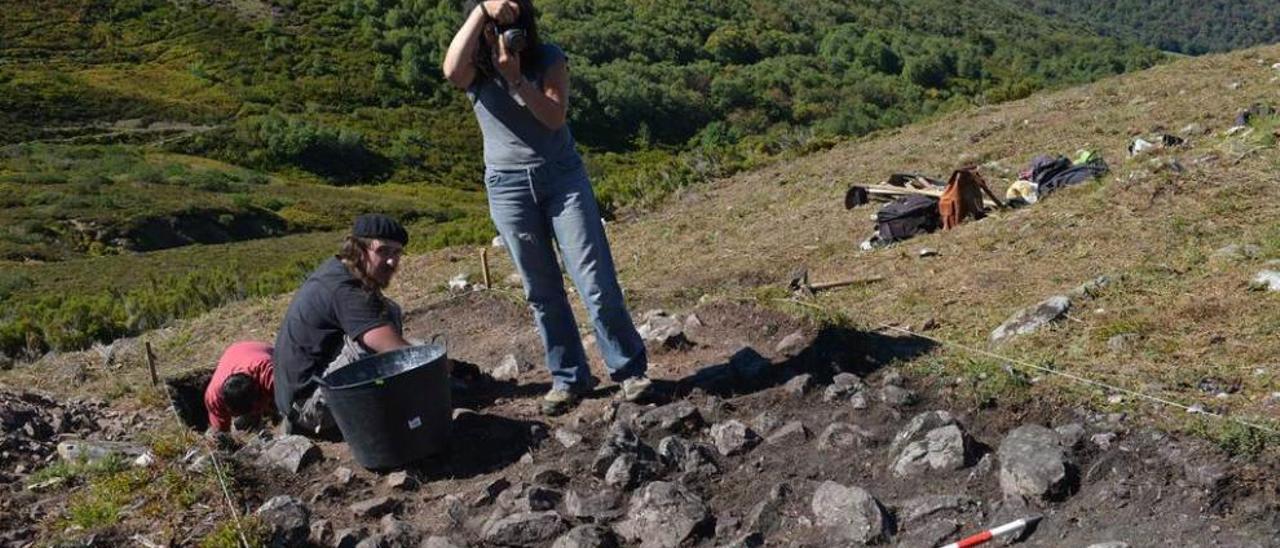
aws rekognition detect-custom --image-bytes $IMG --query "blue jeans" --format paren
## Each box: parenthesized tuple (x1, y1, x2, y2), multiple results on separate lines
(485, 159, 647, 391)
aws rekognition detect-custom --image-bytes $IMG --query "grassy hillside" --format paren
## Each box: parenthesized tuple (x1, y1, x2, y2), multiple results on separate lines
(17, 43, 1274, 450)
(0, 0, 1167, 358)
(1011, 0, 1280, 55)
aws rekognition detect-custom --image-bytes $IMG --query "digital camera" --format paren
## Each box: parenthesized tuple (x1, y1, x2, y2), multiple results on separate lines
(500, 27, 528, 52)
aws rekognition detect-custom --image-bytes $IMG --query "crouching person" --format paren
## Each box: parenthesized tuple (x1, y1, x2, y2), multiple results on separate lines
(205, 341, 276, 433)
(274, 214, 413, 438)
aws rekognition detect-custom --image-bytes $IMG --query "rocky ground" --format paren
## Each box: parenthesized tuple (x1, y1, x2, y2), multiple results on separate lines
(4, 292, 1277, 547)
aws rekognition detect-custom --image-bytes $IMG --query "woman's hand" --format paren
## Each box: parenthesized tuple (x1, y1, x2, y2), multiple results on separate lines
(487, 23, 523, 86)
(479, 0, 519, 25)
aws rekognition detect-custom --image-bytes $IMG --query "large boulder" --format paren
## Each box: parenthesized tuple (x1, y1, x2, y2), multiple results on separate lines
(481, 511, 568, 546)
(709, 420, 760, 456)
(990, 296, 1071, 345)
(552, 525, 619, 548)
(810, 481, 887, 544)
(891, 411, 957, 452)
(635, 402, 705, 435)
(614, 482, 713, 548)
(255, 496, 310, 548)
(246, 435, 322, 473)
(998, 424, 1075, 500)
(892, 424, 974, 477)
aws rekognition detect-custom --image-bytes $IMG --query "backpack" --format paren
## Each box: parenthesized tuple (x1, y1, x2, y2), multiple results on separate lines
(876, 194, 941, 243)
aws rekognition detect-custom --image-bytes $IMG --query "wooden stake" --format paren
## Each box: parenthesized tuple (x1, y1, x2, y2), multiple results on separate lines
(145, 342, 159, 387)
(480, 247, 492, 289)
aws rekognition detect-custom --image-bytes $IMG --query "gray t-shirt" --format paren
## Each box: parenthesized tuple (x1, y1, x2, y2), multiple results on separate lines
(468, 43, 579, 170)
(272, 257, 403, 416)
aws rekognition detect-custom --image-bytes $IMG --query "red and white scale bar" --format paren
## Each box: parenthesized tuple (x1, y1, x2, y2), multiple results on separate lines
(940, 517, 1040, 548)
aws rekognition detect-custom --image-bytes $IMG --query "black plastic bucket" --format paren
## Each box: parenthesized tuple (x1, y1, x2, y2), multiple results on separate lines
(318, 344, 451, 470)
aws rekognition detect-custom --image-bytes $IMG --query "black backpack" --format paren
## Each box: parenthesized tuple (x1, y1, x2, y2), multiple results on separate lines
(876, 195, 940, 243)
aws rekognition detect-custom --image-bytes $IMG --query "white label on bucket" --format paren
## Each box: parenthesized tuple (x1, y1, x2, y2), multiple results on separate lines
(408, 416, 422, 430)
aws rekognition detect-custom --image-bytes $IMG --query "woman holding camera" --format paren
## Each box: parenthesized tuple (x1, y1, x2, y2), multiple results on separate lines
(443, 0, 651, 415)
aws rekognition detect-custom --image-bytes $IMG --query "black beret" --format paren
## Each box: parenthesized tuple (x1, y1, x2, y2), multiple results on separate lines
(351, 214, 409, 246)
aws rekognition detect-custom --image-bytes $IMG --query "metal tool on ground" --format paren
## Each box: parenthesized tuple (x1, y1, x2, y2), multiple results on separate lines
(940, 515, 1041, 548)
(787, 268, 883, 297)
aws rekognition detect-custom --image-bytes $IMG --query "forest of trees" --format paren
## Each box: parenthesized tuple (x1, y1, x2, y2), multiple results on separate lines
(1011, 0, 1280, 55)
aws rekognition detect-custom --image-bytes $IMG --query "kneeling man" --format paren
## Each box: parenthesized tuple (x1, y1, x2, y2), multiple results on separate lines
(205, 340, 276, 432)
(274, 214, 413, 437)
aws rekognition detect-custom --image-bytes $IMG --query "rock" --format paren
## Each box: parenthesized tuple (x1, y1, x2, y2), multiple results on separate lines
(750, 411, 781, 437)
(605, 453, 658, 490)
(1087, 542, 1130, 548)
(255, 496, 310, 548)
(504, 272, 522, 287)
(614, 482, 713, 548)
(823, 373, 866, 402)
(334, 527, 366, 548)
(683, 313, 704, 330)
(635, 402, 704, 435)
(1071, 275, 1113, 300)
(774, 330, 807, 356)
(1091, 432, 1118, 450)
(810, 481, 887, 544)
(896, 519, 959, 548)
(491, 354, 531, 382)
(553, 525, 619, 548)
(532, 468, 570, 487)
(554, 428, 584, 449)
(333, 466, 355, 486)
(255, 435, 321, 473)
(1106, 333, 1140, 352)
(657, 436, 720, 477)
(385, 471, 418, 491)
(1179, 123, 1205, 136)
(56, 440, 147, 464)
(1055, 423, 1086, 448)
(471, 477, 512, 507)
(728, 347, 771, 383)
(879, 385, 918, 407)
(482, 511, 567, 546)
(892, 424, 974, 477)
(990, 296, 1071, 345)
(379, 515, 420, 546)
(891, 410, 957, 452)
(637, 312, 692, 350)
(422, 536, 466, 548)
(897, 494, 977, 524)
(709, 420, 760, 456)
(1251, 270, 1280, 292)
(818, 423, 870, 450)
(354, 535, 383, 548)
(448, 274, 470, 291)
(309, 518, 332, 546)
(1211, 244, 1261, 263)
(781, 374, 813, 396)
(592, 427, 658, 478)
(918, 248, 939, 258)
(765, 421, 810, 446)
(880, 370, 905, 387)
(998, 425, 1075, 500)
(564, 489, 625, 522)
(350, 496, 401, 519)
(848, 392, 870, 410)
(719, 532, 764, 548)
(496, 484, 563, 513)
(745, 483, 791, 537)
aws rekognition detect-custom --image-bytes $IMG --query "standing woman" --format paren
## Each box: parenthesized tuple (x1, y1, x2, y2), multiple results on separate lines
(443, 0, 651, 415)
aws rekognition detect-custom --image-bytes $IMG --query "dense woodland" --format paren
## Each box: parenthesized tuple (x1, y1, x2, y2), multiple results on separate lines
(1012, 0, 1280, 55)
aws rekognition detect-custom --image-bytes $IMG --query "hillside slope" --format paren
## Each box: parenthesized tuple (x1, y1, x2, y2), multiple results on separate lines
(2, 40, 1278, 548)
